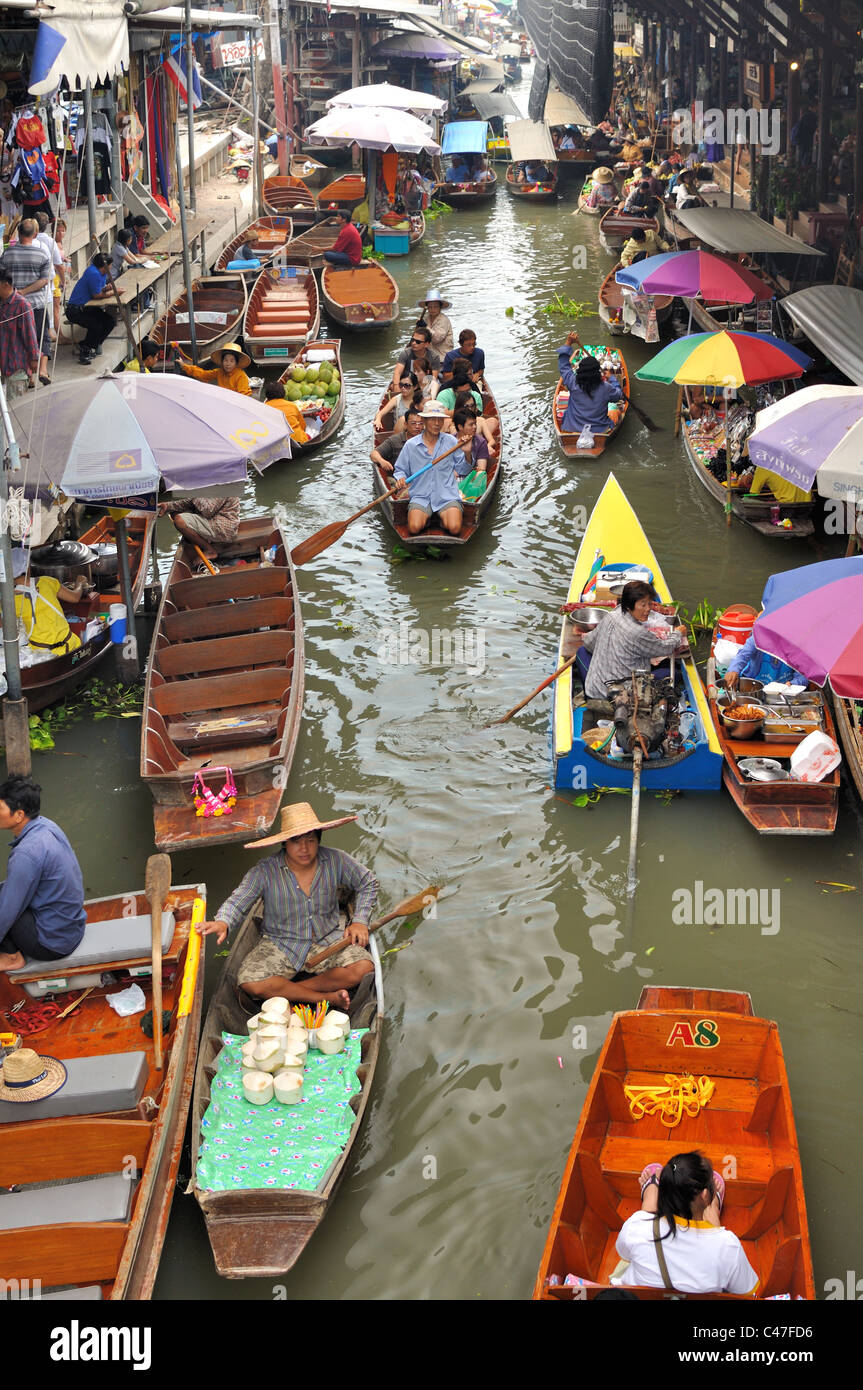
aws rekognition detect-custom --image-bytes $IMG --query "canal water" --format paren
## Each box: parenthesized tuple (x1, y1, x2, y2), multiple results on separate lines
(10, 98, 863, 1299)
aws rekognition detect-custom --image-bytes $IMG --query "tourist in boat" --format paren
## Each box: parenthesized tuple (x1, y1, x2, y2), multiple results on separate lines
(391, 400, 473, 537)
(412, 355, 439, 402)
(615, 1153, 759, 1295)
(436, 361, 483, 415)
(371, 406, 423, 474)
(176, 342, 252, 395)
(0, 773, 86, 972)
(451, 405, 489, 476)
(416, 290, 454, 354)
(375, 373, 422, 433)
(321, 209, 363, 268)
(197, 801, 377, 1009)
(158, 495, 241, 556)
(620, 225, 670, 266)
(441, 329, 485, 385)
(392, 325, 442, 389)
(263, 379, 309, 445)
(578, 580, 687, 702)
(473, 159, 495, 184)
(9, 545, 89, 658)
(722, 631, 808, 690)
(557, 333, 624, 435)
(445, 157, 471, 184)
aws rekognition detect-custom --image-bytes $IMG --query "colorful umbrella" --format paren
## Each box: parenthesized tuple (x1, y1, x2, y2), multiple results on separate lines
(635, 331, 812, 388)
(753, 557, 863, 696)
(370, 34, 461, 62)
(748, 385, 863, 503)
(304, 106, 441, 154)
(616, 251, 774, 304)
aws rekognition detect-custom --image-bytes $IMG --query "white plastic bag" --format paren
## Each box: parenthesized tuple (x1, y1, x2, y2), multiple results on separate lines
(576, 427, 595, 449)
(106, 982, 147, 1016)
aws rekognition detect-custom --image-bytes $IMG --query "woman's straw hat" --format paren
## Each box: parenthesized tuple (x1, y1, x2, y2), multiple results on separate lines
(592, 167, 614, 184)
(245, 802, 356, 849)
(418, 289, 452, 310)
(0, 1048, 67, 1104)
(210, 342, 251, 369)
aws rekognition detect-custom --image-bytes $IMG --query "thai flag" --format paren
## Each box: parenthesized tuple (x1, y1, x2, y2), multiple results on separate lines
(163, 45, 202, 111)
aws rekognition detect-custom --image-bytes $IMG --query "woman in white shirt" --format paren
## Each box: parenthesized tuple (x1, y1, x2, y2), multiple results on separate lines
(616, 1151, 759, 1295)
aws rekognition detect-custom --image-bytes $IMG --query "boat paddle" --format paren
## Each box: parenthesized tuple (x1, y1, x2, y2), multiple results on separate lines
(304, 885, 442, 969)
(145, 854, 171, 1070)
(290, 436, 469, 568)
(485, 653, 578, 728)
(567, 330, 660, 433)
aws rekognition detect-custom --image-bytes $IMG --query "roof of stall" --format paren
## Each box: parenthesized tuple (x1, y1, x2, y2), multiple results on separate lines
(460, 78, 502, 96)
(544, 86, 591, 128)
(471, 91, 521, 119)
(506, 119, 557, 163)
(441, 121, 489, 155)
(675, 208, 826, 256)
(781, 286, 863, 385)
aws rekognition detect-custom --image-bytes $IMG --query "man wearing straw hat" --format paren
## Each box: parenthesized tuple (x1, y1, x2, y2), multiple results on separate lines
(392, 400, 472, 537)
(198, 803, 376, 1010)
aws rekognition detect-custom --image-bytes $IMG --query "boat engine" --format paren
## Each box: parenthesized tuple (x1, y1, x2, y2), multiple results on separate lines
(606, 673, 679, 756)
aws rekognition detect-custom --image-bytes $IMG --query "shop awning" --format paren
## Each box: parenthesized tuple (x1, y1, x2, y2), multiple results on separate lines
(28, 1, 129, 96)
(781, 286, 863, 386)
(675, 208, 826, 257)
(442, 120, 489, 155)
(471, 91, 521, 120)
(544, 85, 591, 129)
(506, 118, 556, 163)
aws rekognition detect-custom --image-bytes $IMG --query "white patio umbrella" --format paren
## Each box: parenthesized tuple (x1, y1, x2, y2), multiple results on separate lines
(304, 106, 441, 154)
(326, 83, 447, 117)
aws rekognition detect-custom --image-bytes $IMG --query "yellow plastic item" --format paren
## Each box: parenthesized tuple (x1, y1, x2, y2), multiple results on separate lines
(624, 1073, 715, 1129)
(177, 896, 205, 1018)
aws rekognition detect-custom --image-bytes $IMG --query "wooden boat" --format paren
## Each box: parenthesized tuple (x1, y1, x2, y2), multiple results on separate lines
(140, 516, 304, 853)
(552, 474, 722, 794)
(533, 986, 815, 1300)
(300, 143, 351, 168)
(320, 261, 399, 331)
(290, 154, 328, 188)
(680, 408, 815, 538)
(316, 173, 366, 212)
(189, 903, 383, 1278)
(598, 264, 672, 341)
(576, 177, 619, 216)
(599, 205, 660, 254)
(409, 212, 426, 247)
(557, 147, 606, 182)
(243, 265, 320, 365)
(0, 879, 205, 1299)
(21, 513, 154, 713)
(262, 174, 317, 229)
(214, 216, 293, 276)
(552, 341, 629, 458)
(833, 694, 863, 805)
(150, 275, 247, 357)
(275, 339, 346, 454)
(505, 162, 558, 201)
(705, 648, 839, 834)
(281, 222, 342, 270)
(438, 172, 498, 208)
(371, 381, 503, 548)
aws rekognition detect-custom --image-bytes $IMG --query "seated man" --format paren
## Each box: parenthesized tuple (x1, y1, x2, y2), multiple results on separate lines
(474, 162, 495, 183)
(371, 406, 423, 473)
(237, 229, 261, 262)
(525, 161, 551, 183)
(322, 209, 362, 268)
(198, 802, 377, 1007)
(392, 400, 472, 537)
(392, 325, 441, 389)
(0, 775, 86, 971)
(445, 158, 471, 183)
(441, 329, 485, 385)
(12, 546, 89, 655)
(158, 495, 241, 557)
(263, 378, 309, 445)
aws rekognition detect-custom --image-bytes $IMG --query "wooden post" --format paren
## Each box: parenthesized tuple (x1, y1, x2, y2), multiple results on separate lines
(817, 54, 833, 205)
(718, 37, 727, 113)
(788, 64, 800, 160)
(689, 30, 697, 109)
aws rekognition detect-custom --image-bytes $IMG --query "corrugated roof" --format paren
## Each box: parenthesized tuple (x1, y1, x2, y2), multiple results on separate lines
(506, 118, 556, 163)
(675, 208, 825, 257)
(781, 286, 863, 385)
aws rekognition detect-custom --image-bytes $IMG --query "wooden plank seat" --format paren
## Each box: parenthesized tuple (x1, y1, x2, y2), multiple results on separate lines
(9, 911, 175, 981)
(0, 1052, 148, 1125)
(153, 669, 288, 719)
(156, 631, 292, 679)
(168, 706, 281, 752)
(600, 1135, 775, 1203)
(0, 1173, 135, 1231)
(170, 566, 288, 610)
(162, 596, 292, 643)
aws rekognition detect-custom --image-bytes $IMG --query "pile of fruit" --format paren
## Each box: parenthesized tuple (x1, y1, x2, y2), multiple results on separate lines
(283, 360, 341, 402)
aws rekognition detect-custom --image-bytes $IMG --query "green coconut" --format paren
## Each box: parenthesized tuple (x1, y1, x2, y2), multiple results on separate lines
(317, 362, 333, 384)
(290, 365, 306, 383)
(285, 382, 303, 402)
(326, 378, 340, 397)
(304, 364, 319, 383)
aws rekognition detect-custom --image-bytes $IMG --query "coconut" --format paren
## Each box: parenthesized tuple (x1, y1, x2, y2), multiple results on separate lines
(261, 997, 290, 1019)
(290, 365, 306, 383)
(316, 1025, 346, 1056)
(273, 1070, 303, 1104)
(243, 1071, 274, 1105)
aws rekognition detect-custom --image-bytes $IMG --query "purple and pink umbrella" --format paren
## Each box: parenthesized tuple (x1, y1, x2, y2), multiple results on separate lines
(616, 250, 774, 304)
(754, 557, 863, 697)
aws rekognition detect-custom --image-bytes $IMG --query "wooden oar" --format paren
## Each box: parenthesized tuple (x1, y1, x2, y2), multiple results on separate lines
(486, 653, 578, 728)
(290, 437, 468, 568)
(194, 545, 219, 575)
(145, 854, 171, 1070)
(626, 747, 643, 897)
(304, 885, 442, 969)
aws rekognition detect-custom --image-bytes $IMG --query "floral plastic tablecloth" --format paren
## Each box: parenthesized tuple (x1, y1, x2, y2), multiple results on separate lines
(196, 1029, 367, 1192)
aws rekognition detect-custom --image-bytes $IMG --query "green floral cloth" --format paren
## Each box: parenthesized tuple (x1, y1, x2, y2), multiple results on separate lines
(196, 1029, 367, 1192)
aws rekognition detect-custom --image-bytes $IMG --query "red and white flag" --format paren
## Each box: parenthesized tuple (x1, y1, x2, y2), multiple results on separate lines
(163, 45, 202, 110)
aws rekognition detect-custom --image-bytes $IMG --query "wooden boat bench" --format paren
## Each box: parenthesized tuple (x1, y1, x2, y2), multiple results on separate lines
(0, 1051, 148, 1124)
(8, 911, 176, 983)
(163, 596, 294, 644)
(170, 566, 288, 610)
(153, 669, 288, 752)
(0, 1173, 134, 1231)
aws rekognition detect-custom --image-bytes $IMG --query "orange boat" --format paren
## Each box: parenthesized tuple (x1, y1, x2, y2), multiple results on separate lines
(262, 175, 316, 228)
(533, 987, 815, 1301)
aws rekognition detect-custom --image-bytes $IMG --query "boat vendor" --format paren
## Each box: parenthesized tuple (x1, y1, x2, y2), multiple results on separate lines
(623, 180, 661, 218)
(0, 774, 86, 972)
(9, 546, 89, 656)
(583, 167, 617, 209)
(176, 341, 252, 395)
(237, 229, 260, 262)
(158, 495, 241, 556)
(371, 406, 423, 474)
(579, 580, 687, 702)
(263, 378, 309, 445)
(416, 289, 454, 355)
(391, 399, 473, 537)
(322, 209, 363, 269)
(197, 801, 377, 1008)
(620, 225, 670, 266)
(736, 454, 814, 507)
(722, 632, 808, 690)
(617, 1153, 759, 1295)
(557, 332, 624, 437)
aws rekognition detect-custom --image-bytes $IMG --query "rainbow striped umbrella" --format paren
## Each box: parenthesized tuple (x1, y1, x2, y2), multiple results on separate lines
(635, 331, 812, 388)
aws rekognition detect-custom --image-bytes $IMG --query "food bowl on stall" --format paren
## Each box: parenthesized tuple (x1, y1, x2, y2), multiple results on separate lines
(737, 677, 764, 698)
(720, 703, 766, 740)
(566, 606, 612, 633)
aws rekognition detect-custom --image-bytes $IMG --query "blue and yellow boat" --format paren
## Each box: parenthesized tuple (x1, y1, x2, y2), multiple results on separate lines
(552, 474, 722, 793)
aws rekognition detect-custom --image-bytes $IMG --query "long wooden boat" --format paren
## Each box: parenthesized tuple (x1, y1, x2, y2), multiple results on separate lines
(705, 648, 839, 834)
(214, 216, 293, 276)
(290, 154, 328, 188)
(189, 903, 383, 1278)
(140, 516, 304, 852)
(150, 274, 247, 357)
(262, 175, 317, 228)
(534, 986, 815, 1300)
(316, 173, 366, 212)
(833, 694, 863, 805)
(438, 173, 498, 208)
(599, 206, 660, 254)
(275, 338, 346, 454)
(598, 265, 672, 341)
(409, 212, 426, 247)
(552, 341, 629, 458)
(371, 382, 503, 548)
(0, 880, 205, 1299)
(681, 409, 815, 538)
(505, 162, 558, 202)
(552, 474, 722, 794)
(281, 222, 342, 271)
(243, 265, 320, 365)
(21, 513, 154, 713)
(320, 261, 399, 331)
(557, 147, 606, 182)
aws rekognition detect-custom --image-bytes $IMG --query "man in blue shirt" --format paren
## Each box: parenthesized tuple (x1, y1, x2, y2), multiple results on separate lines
(0, 776, 86, 971)
(441, 330, 486, 385)
(392, 399, 472, 536)
(65, 252, 116, 365)
(446, 159, 470, 183)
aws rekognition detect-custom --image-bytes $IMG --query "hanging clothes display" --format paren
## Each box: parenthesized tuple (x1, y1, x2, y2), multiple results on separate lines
(74, 106, 113, 196)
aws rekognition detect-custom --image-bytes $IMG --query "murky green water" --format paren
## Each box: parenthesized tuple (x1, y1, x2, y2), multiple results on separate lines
(10, 114, 863, 1299)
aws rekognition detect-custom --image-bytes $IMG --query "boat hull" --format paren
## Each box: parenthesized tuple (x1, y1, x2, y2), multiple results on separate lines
(276, 339, 346, 455)
(150, 275, 247, 357)
(439, 179, 497, 207)
(833, 694, 863, 803)
(320, 263, 399, 331)
(215, 216, 293, 276)
(552, 345, 629, 458)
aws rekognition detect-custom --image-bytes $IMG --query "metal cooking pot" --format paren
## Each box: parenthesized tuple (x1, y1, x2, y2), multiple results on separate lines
(567, 606, 612, 633)
(29, 540, 96, 585)
(90, 543, 119, 580)
(721, 702, 766, 740)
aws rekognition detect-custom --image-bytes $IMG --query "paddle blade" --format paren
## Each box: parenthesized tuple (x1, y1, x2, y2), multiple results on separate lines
(291, 519, 349, 568)
(370, 885, 441, 930)
(145, 853, 172, 908)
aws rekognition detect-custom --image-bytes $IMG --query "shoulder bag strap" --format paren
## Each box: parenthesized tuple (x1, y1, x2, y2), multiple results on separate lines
(652, 1215, 676, 1291)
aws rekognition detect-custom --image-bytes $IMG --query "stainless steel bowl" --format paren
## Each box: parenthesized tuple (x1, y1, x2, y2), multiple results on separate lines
(721, 702, 766, 740)
(738, 677, 764, 697)
(567, 606, 612, 633)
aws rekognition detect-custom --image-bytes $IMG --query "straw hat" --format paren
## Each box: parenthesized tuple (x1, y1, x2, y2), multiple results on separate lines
(245, 801, 357, 849)
(0, 1048, 67, 1104)
(417, 289, 452, 310)
(210, 342, 251, 369)
(420, 400, 449, 419)
(592, 167, 615, 184)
